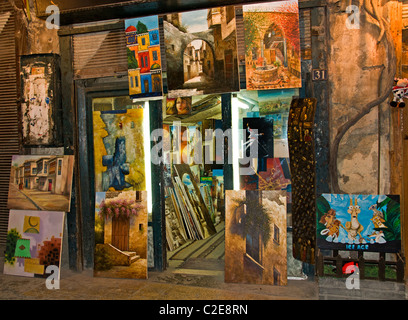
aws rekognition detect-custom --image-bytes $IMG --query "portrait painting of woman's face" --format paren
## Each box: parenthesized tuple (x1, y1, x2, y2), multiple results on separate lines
(166, 97, 192, 115)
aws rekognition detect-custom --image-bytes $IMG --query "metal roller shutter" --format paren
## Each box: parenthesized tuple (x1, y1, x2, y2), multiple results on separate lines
(0, 1, 19, 250)
(73, 28, 128, 79)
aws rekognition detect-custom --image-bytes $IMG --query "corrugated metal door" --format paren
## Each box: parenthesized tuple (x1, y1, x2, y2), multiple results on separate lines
(73, 28, 128, 79)
(0, 2, 19, 249)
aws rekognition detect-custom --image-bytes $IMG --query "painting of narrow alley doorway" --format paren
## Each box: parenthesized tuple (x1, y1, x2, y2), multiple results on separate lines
(225, 190, 287, 285)
(163, 6, 239, 98)
(243, 0, 301, 90)
(94, 190, 148, 279)
(93, 107, 145, 192)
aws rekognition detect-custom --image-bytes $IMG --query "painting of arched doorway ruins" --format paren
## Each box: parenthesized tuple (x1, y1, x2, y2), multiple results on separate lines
(243, 0, 301, 90)
(163, 6, 239, 98)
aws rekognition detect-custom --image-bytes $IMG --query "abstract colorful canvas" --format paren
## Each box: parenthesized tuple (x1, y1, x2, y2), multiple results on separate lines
(163, 6, 239, 97)
(225, 190, 287, 285)
(93, 109, 145, 192)
(316, 194, 401, 253)
(7, 155, 74, 212)
(3, 209, 64, 278)
(94, 191, 148, 279)
(243, 1, 301, 90)
(125, 15, 163, 98)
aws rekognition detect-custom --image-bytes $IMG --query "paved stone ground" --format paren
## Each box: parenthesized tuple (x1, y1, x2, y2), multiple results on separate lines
(0, 257, 318, 300)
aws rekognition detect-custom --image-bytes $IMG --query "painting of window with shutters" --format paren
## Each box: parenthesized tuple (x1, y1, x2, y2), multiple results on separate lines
(125, 15, 163, 99)
(225, 190, 287, 285)
(94, 191, 148, 279)
(93, 108, 145, 192)
(3, 209, 64, 279)
(243, 0, 301, 90)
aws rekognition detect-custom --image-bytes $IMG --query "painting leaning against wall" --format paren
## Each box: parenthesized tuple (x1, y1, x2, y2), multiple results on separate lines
(7, 155, 74, 212)
(94, 191, 148, 279)
(93, 108, 145, 192)
(3, 210, 64, 279)
(225, 190, 287, 285)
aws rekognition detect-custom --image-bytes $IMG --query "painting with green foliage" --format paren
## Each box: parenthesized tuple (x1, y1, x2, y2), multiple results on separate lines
(225, 190, 287, 285)
(3, 210, 64, 278)
(316, 194, 401, 253)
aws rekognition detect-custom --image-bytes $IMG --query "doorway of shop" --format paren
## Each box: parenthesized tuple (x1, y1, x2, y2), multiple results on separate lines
(162, 94, 230, 280)
(75, 77, 166, 272)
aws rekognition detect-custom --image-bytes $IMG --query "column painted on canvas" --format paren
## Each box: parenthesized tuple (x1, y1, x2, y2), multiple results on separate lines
(225, 190, 287, 285)
(125, 15, 163, 99)
(7, 155, 74, 212)
(316, 194, 401, 253)
(243, 1, 301, 90)
(163, 6, 239, 98)
(3, 210, 65, 278)
(94, 191, 148, 279)
(93, 109, 145, 192)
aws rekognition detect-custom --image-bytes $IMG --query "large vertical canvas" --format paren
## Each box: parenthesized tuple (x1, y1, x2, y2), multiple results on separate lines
(288, 97, 316, 263)
(94, 191, 148, 279)
(243, 1, 301, 90)
(3, 210, 64, 279)
(93, 109, 145, 192)
(163, 6, 239, 98)
(225, 190, 287, 285)
(316, 194, 401, 253)
(7, 155, 74, 212)
(125, 15, 163, 99)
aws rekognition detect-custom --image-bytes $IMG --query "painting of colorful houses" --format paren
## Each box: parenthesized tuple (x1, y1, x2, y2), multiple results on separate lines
(243, 0, 301, 90)
(7, 155, 74, 212)
(125, 15, 163, 99)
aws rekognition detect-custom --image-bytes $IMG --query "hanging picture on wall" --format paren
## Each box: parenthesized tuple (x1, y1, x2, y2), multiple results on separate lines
(165, 97, 192, 115)
(94, 190, 148, 279)
(243, 1, 301, 90)
(125, 15, 163, 99)
(7, 155, 74, 212)
(225, 190, 287, 285)
(93, 109, 145, 192)
(316, 194, 401, 253)
(3, 209, 64, 279)
(163, 6, 239, 98)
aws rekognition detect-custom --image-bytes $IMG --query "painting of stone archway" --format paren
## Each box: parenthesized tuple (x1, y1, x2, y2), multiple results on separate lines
(243, 0, 301, 90)
(163, 6, 239, 98)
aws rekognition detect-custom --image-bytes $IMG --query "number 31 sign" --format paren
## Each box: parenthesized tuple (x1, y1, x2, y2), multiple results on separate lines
(312, 69, 328, 81)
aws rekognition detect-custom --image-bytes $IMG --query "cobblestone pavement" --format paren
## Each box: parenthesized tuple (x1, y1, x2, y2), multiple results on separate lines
(0, 257, 318, 300)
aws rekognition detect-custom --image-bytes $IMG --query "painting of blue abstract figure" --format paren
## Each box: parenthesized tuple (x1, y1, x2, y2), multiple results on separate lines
(102, 137, 132, 190)
(93, 109, 145, 192)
